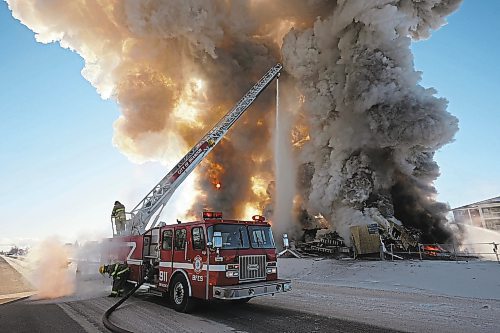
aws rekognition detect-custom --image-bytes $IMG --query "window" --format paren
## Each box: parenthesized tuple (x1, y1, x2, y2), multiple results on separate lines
(162, 230, 173, 250)
(192, 227, 205, 250)
(175, 229, 187, 250)
(207, 224, 250, 249)
(490, 207, 500, 217)
(469, 209, 480, 217)
(488, 219, 500, 230)
(248, 226, 275, 249)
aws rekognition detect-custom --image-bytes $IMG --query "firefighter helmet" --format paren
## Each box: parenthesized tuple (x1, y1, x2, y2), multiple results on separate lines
(99, 265, 106, 275)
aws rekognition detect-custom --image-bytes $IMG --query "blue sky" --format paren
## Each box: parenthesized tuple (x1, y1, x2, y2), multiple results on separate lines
(0, 0, 167, 246)
(0, 1, 499, 246)
(411, 0, 500, 208)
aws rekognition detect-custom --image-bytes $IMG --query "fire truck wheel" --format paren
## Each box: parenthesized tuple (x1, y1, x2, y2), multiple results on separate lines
(169, 275, 195, 313)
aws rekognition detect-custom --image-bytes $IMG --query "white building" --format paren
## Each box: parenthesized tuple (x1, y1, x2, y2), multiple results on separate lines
(452, 196, 500, 230)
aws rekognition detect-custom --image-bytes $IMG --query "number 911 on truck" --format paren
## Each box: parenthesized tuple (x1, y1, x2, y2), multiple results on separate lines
(104, 212, 291, 312)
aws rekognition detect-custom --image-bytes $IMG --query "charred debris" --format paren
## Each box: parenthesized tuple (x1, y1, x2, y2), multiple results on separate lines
(286, 210, 457, 261)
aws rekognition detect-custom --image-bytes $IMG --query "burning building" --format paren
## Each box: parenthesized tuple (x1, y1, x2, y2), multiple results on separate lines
(7, 0, 462, 245)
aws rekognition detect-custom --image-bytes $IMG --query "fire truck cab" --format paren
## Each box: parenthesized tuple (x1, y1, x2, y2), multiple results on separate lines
(106, 212, 291, 312)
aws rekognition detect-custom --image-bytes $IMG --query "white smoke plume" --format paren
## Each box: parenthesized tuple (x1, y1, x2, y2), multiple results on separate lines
(282, 0, 461, 242)
(7, 0, 461, 242)
(28, 238, 75, 299)
(6, 0, 326, 219)
(24, 237, 113, 301)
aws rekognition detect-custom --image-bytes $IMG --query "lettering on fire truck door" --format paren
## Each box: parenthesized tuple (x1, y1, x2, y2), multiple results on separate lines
(159, 228, 174, 288)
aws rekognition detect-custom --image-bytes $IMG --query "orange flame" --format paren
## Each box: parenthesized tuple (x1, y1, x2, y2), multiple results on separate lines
(207, 160, 224, 190)
(423, 245, 447, 257)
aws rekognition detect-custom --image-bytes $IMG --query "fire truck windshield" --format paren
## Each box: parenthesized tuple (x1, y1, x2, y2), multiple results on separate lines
(208, 224, 250, 249)
(248, 225, 275, 249)
(207, 224, 275, 250)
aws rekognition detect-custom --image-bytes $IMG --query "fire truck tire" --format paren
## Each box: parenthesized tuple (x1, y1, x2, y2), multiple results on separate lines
(169, 275, 195, 313)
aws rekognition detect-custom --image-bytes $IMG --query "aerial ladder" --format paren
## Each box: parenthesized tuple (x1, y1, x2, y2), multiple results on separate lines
(115, 63, 282, 236)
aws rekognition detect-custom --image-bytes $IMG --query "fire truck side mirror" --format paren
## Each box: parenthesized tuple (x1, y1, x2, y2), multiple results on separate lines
(212, 231, 223, 249)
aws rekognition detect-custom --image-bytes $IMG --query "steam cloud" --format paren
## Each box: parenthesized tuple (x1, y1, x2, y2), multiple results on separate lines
(28, 238, 74, 299)
(8, 0, 461, 242)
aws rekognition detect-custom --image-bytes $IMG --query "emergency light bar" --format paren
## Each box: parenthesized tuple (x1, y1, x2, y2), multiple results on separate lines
(252, 215, 266, 222)
(203, 211, 223, 219)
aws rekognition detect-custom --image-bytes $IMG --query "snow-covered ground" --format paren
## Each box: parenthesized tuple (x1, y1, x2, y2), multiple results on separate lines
(267, 258, 500, 333)
(278, 258, 500, 300)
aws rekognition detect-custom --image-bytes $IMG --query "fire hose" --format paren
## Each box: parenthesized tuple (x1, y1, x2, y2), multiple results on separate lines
(102, 282, 143, 333)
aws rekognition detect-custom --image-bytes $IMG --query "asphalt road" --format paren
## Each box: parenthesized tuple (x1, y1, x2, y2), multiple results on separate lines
(0, 293, 401, 333)
(148, 295, 401, 333)
(0, 300, 87, 333)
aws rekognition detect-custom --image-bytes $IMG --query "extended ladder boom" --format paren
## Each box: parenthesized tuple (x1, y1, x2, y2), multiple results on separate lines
(124, 63, 282, 235)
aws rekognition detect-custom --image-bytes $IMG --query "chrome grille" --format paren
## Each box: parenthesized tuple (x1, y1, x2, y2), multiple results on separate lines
(239, 255, 266, 281)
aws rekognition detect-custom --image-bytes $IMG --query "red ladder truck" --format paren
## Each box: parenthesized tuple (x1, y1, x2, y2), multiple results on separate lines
(104, 64, 291, 312)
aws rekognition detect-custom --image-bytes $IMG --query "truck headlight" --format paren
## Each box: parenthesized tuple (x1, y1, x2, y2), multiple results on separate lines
(266, 267, 277, 274)
(226, 270, 239, 278)
(283, 283, 292, 292)
(226, 264, 239, 270)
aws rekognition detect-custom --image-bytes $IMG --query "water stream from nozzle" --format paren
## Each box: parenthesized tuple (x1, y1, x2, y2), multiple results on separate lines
(273, 77, 295, 246)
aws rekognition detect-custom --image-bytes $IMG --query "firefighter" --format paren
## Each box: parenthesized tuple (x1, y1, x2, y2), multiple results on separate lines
(99, 262, 130, 297)
(111, 201, 126, 234)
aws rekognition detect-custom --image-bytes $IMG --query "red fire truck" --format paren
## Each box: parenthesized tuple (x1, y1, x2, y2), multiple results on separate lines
(106, 212, 291, 312)
(103, 64, 290, 312)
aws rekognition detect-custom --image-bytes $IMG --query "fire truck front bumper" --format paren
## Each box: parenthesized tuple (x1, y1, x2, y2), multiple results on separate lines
(213, 279, 292, 300)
